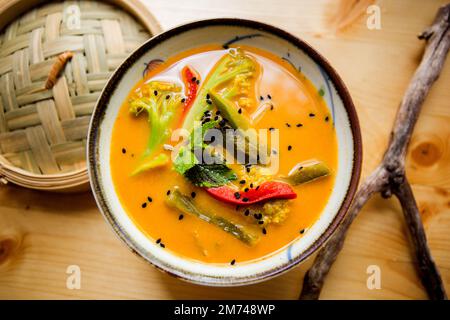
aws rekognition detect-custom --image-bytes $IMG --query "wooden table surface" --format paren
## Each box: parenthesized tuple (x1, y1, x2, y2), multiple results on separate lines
(0, 0, 449, 299)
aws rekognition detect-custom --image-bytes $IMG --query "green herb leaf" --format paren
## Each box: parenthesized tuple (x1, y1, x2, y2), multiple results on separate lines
(173, 120, 220, 175)
(173, 146, 197, 175)
(184, 164, 237, 187)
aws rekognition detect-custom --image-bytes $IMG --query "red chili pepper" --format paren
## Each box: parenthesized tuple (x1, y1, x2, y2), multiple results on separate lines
(179, 65, 200, 124)
(206, 181, 297, 205)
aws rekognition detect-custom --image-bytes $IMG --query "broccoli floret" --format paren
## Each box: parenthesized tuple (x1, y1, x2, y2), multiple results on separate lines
(239, 199, 291, 227)
(181, 48, 257, 133)
(222, 72, 255, 104)
(129, 81, 183, 175)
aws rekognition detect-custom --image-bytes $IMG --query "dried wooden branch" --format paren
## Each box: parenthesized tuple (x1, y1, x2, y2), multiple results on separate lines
(300, 4, 450, 300)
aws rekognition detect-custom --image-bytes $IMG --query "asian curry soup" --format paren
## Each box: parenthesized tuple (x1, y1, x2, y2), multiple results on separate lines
(110, 45, 337, 264)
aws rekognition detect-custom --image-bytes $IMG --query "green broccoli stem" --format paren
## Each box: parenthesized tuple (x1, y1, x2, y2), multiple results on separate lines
(131, 153, 169, 176)
(145, 102, 161, 156)
(210, 90, 269, 165)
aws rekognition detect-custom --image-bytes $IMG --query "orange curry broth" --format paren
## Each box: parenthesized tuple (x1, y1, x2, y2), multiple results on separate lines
(110, 45, 338, 263)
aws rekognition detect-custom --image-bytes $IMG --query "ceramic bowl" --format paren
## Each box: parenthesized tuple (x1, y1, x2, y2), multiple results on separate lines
(88, 18, 362, 286)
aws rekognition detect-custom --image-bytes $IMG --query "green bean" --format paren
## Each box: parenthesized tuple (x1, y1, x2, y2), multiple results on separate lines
(166, 187, 260, 245)
(283, 161, 330, 185)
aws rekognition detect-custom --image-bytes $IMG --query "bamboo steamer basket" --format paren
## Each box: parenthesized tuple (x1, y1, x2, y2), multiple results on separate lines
(0, 0, 162, 192)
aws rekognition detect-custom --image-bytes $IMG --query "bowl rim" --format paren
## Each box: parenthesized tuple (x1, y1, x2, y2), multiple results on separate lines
(87, 18, 363, 286)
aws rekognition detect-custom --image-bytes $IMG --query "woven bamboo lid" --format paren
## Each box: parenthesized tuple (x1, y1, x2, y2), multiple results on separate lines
(0, 0, 162, 192)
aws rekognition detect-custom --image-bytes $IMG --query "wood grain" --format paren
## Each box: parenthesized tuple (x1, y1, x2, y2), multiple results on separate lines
(0, 0, 449, 299)
(301, 3, 450, 300)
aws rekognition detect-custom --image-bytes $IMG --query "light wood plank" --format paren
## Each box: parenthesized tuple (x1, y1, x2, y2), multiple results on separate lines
(0, 0, 449, 299)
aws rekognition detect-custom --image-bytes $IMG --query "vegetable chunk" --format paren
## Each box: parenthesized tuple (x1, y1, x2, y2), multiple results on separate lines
(181, 48, 258, 132)
(166, 187, 260, 245)
(283, 160, 331, 185)
(129, 81, 184, 175)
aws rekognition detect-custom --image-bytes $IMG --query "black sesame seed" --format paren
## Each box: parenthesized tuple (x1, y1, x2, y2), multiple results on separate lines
(239, 180, 246, 184)
(296, 123, 303, 127)
(216, 110, 221, 115)
(156, 238, 161, 244)
(298, 166, 304, 171)
(262, 228, 267, 234)
(244, 188, 249, 192)
(178, 214, 184, 220)
(219, 119, 226, 127)
(147, 197, 152, 202)
(286, 123, 291, 128)
(250, 183, 254, 188)
(230, 259, 236, 265)
(166, 190, 171, 196)
(288, 145, 292, 151)
(259, 96, 264, 101)
(214, 115, 219, 120)
(242, 197, 249, 202)
(267, 94, 272, 99)
(272, 149, 278, 155)
(255, 186, 260, 191)
(258, 220, 264, 225)
(141, 203, 147, 208)
(269, 127, 275, 131)
(234, 192, 241, 199)
(154, 90, 158, 96)
(191, 77, 196, 82)
(325, 116, 329, 122)
(300, 229, 305, 234)
(246, 167, 251, 173)
(196, 80, 200, 85)
(122, 148, 126, 154)
(309, 113, 315, 117)
(210, 136, 216, 142)
(238, 108, 242, 114)
(244, 209, 250, 216)
(165, 95, 170, 100)
(160, 243, 165, 248)
(191, 192, 196, 199)
(181, 98, 186, 103)
(206, 93, 210, 99)
(270, 105, 274, 110)
(206, 99, 212, 105)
